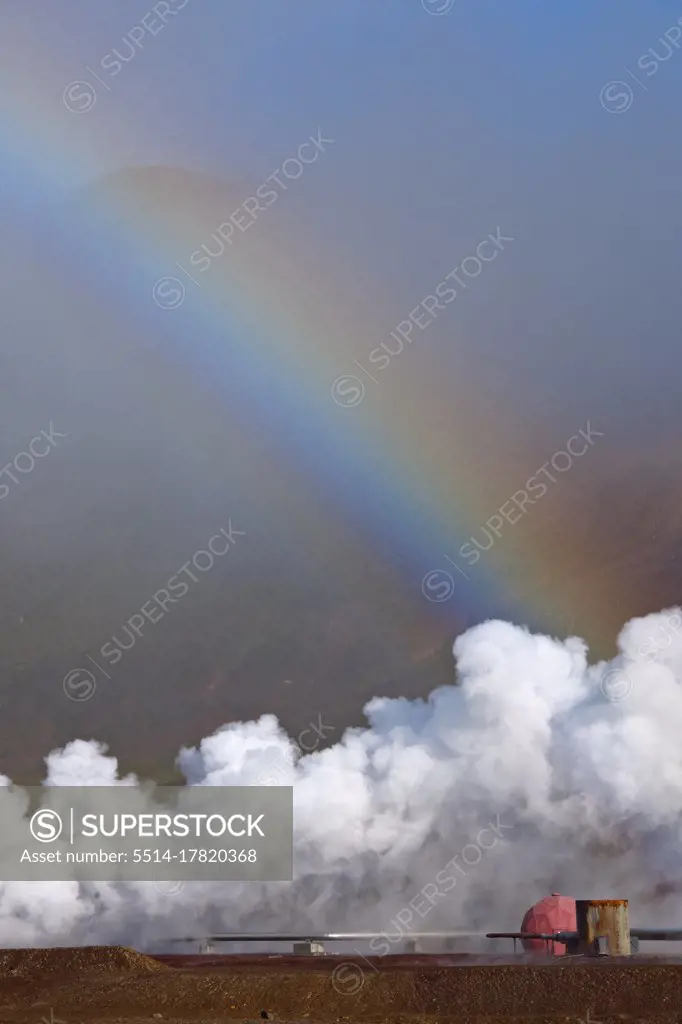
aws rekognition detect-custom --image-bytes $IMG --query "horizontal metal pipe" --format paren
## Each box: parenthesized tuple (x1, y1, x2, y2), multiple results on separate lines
(167, 928, 682, 945)
(488, 929, 682, 942)
(167, 931, 489, 943)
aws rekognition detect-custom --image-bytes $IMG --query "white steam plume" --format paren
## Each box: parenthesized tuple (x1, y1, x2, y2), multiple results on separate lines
(1, 607, 682, 950)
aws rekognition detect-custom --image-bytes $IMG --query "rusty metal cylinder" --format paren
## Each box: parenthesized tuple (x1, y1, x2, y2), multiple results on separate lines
(576, 899, 630, 955)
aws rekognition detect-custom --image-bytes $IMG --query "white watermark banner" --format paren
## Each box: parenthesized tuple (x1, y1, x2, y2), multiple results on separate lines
(0, 786, 292, 882)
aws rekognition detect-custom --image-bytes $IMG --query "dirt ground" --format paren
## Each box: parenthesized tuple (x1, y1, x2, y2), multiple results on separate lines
(1, 947, 682, 1024)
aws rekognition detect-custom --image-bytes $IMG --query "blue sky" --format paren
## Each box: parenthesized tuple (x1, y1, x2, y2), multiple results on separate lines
(1, 0, 682, 646)
(5, 0, 682, 181)
(3, 0, 682, 445)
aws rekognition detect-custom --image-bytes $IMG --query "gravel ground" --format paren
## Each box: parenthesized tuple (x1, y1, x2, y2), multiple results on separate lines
(1, 948, 682, 1024)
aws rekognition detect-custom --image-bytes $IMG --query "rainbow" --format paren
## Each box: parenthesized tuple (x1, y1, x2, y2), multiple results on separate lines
(0, 76, 611, 646)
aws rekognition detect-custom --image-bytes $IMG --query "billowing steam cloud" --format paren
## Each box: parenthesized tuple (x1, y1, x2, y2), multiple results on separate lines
(2, 607, 682, 950)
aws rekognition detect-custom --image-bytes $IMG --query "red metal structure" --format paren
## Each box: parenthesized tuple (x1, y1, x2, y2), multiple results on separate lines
(520, 893, 577, 954)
